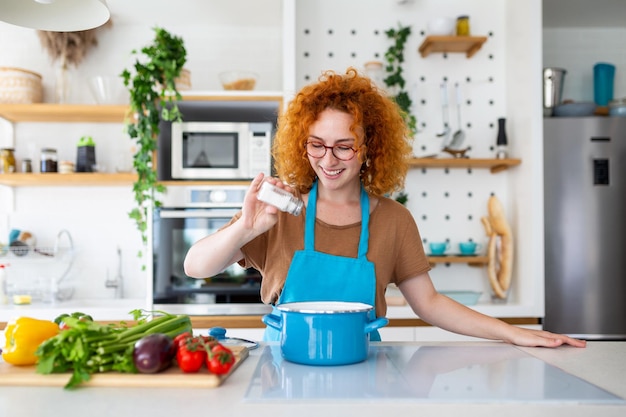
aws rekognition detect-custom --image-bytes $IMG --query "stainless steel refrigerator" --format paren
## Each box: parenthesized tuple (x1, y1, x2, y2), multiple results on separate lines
(544, 117, 626, 340)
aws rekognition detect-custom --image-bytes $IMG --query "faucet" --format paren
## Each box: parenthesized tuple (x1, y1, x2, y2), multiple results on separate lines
(105, 246, 124, 298)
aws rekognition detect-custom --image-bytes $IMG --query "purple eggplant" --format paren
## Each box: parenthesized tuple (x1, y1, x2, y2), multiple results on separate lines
(133, 333, 175, 374)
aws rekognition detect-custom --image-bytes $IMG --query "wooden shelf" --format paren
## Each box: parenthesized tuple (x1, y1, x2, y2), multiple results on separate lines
(159, 180, 252, 187)
(418, 35, 488, 58)
(0, 174, 260, 187)
(428, 255, 488, 267)
(409, 157, 521, 173)
(0, 173, 137, 187)
(0, 104, 129, 123)
(0, 94, 283, 123)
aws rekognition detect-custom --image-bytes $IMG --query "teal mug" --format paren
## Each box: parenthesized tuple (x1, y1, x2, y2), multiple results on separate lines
(429, 242, 449, 256)
(459, 241, 482, 255)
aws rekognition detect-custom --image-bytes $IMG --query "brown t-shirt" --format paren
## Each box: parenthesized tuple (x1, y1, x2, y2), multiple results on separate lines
(229, 196, 431, 317)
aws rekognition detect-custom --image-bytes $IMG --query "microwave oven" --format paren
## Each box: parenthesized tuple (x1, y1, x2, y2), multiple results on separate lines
(170, 121, 273, 180)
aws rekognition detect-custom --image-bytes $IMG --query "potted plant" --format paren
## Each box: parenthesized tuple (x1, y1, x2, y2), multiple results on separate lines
(121, 27, 187, 256)
(384, 24, 415, 206)
(383, 23, 417, 138)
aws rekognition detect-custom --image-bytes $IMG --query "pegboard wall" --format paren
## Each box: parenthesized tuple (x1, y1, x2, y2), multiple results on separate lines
(296, 0, 512, 297)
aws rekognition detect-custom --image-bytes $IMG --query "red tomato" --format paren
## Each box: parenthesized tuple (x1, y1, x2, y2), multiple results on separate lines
(200, 335, 218, 349)
(210, 343, 232, 355)
(173, 332, 192, 349)
(176, 338, 206, 373)
(206, 349, 235, 375)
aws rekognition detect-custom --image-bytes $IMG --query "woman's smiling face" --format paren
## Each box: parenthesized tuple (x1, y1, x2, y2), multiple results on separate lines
(306, 108, 364, 192)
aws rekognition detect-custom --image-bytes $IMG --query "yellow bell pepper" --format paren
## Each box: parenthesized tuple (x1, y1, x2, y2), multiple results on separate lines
(2, 317, 60, 366)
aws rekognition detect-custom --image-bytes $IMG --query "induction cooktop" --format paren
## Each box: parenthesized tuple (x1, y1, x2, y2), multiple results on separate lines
(244, 344, 625, 404)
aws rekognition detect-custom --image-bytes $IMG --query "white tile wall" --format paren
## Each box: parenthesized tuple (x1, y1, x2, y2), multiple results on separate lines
(543, 28, 626, 103)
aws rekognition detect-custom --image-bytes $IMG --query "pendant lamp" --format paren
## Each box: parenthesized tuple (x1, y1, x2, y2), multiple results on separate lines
(0, 0, 110, 32)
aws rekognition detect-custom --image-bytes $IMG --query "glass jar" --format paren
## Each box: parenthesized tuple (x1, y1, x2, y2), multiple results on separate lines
(456, 15, 470, 36)
(21, 158, 32, 173)
(1, 148, 16, 174)
(40, 148, 58, 173)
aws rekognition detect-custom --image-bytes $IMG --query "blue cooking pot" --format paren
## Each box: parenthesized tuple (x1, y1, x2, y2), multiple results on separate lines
(262, 301, 388, 366)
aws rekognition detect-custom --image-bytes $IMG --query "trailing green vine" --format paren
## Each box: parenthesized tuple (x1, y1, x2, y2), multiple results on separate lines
(384, 24, 417, 138)
(121, 27, 187, 258)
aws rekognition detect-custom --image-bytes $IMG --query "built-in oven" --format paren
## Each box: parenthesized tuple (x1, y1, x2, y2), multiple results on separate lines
(152, 184, 266, 313)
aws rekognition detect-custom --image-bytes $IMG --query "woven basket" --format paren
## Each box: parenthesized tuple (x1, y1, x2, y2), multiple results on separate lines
(0, 67, 44, 104)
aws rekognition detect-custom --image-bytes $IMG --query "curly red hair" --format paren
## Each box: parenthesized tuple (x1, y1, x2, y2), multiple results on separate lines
(273, 67, 413, 197)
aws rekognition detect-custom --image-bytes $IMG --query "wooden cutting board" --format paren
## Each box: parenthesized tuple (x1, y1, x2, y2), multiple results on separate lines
(0, 345, 248, 388)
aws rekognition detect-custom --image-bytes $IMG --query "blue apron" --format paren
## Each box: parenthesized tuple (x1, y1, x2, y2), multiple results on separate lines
(264, 181, 380, 341)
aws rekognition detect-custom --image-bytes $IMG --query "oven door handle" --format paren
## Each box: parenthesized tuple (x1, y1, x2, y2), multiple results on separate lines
(158, 209, 240, 219)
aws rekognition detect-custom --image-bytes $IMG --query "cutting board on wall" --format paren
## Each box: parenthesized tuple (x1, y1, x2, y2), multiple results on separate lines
(0, 345, 248, 388)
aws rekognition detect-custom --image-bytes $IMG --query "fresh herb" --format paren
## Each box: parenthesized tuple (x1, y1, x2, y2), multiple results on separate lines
(121, 27, 187, 257)
(394, 191, 409, 205)
(36, 309, 192, 389)
(384, 24, 417, 138)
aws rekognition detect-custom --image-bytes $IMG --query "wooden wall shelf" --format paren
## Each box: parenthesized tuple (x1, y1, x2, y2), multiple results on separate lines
(409, 157, 521, 173)
(418, 36, 488, 58)
(0, 173, 136, 187)
(0, 93, 283, 123)
(0, 104, 129, 123)
(0, 174, 259, 187)
(428, 255, 488, 267)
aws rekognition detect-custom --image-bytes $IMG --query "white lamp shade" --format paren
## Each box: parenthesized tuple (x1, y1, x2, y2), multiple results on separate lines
(0, 0, 110, 32)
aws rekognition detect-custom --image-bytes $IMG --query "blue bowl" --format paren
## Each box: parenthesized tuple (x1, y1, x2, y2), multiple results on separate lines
(553, 102, 596, 117)
(440, 291, 482, 306)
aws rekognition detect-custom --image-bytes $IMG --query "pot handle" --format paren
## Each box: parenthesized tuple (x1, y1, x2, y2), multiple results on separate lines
(364, 317, 389, 334)
(261, 313, 283, 331)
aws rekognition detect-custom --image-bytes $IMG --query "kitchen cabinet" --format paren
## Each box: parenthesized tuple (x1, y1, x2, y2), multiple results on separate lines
(418, 35, 488, 58)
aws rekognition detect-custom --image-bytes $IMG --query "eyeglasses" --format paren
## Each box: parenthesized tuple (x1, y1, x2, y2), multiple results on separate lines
(306, 141, 358, 161)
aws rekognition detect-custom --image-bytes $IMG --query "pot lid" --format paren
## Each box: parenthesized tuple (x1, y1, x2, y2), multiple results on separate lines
(277, 301, 373, 313)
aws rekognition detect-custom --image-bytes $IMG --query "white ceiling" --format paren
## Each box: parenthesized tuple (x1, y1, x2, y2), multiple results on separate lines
(543, 0, 626, 28)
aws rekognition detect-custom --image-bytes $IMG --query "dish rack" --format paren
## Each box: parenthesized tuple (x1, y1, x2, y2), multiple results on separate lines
(1, 229, 75, 303)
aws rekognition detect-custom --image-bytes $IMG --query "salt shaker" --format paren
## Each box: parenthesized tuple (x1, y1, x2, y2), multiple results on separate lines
(257, 181, 303, 216)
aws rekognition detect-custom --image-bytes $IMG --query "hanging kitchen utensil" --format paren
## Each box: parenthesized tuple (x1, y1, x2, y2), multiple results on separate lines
(449, 82, 466, 149)
(443, 82, 470, 158)
(436, 81, 451, 146)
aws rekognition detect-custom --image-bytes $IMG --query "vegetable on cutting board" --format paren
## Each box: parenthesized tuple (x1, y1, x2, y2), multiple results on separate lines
(35, 309, 192, 389)
(2, 317, 61, 366)
(206, 344, 235, 375)
(133, 333, 175, 374)
(173, 332, 235, 375)
(175, 335, 207, 373)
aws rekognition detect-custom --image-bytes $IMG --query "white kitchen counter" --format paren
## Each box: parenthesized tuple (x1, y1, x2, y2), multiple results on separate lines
(0, 341, 624, 417)
(0, 298, 150, 323)
(0, 297, 538, 325)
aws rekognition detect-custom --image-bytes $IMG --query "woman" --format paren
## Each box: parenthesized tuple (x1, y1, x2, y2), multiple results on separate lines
(184, 68, 585, 348)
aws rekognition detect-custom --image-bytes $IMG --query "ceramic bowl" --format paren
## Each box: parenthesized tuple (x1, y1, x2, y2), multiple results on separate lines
(88, 76, 128, 104)
(219, 70, 258, 91)
(609, 99, 626, 117)
(440, 291, 482, 306)
(427, 17, 455, 36)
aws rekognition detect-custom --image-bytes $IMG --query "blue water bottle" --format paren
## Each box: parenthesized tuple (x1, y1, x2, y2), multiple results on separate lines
(593, 63, 615, 107)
